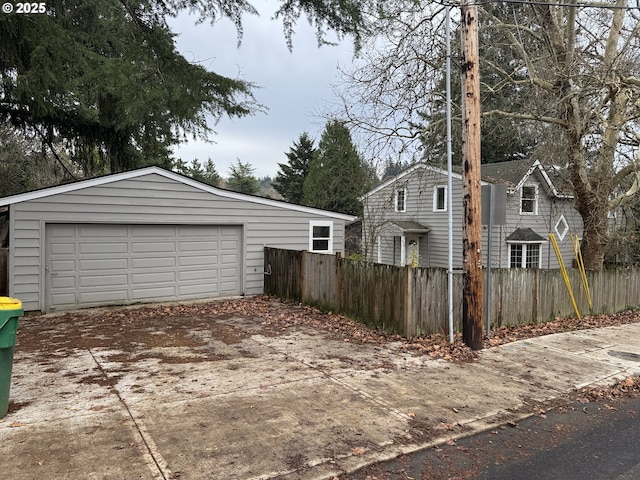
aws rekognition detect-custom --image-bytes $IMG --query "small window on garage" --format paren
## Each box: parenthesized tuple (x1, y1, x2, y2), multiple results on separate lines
(309, 221, 333, 254)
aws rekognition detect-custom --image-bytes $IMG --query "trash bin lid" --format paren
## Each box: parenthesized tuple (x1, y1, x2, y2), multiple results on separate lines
(0, 297, 22, 310)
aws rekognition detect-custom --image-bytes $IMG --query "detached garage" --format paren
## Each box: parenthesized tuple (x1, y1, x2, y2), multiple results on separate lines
(0, 167, 355, 312)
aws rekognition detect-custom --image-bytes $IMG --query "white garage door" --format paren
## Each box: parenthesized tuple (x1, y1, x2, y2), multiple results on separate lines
(45, 224, 242, 311)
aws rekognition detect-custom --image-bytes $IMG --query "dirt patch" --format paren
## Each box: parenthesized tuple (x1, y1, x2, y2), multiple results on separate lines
(15, 296, 640, 366)
(6, 400, 31, 415)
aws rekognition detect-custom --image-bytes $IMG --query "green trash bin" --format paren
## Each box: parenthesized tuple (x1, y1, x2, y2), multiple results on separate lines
(0, 297, 22, 418)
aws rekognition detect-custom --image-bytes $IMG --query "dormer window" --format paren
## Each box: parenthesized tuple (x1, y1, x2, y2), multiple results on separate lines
(520, 185, 538, 215)
(395, 188, 407, 212)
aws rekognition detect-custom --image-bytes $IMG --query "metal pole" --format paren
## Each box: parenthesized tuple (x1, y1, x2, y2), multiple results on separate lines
(485, 186, 494, 337)
(446, 3, 454, 344)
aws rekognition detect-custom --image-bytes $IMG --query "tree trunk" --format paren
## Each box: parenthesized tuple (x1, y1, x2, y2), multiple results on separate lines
(578, 208, 609, 271)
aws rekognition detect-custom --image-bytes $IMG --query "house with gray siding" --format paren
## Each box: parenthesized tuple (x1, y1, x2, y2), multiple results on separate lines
(0, 166, 355, 312)
(361, 159, 583, 269)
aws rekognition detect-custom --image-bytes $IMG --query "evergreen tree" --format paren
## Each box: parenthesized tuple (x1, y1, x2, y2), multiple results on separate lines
(273, 132, 315, 203)
(227, 159, 259, 195)
(302, 120, 366, 216)
(0, 0, 372, 176)
(175, 159, 221, 187)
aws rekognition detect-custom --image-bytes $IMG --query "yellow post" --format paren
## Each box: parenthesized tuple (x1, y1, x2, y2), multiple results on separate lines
(549, 234, 581, 318)
(572, 235, 592, 310)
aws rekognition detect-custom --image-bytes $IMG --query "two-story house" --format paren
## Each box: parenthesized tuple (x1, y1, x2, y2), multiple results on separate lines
(361, 159, 583, 269)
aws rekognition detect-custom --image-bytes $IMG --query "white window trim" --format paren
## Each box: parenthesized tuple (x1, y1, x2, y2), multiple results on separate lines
(309, 220, 333, 254)
(433, 185, 447, 212)
(395, 188, 407, 213)
(520, 184, 539, 215)
(555, 215, 569, 241)
(507, 242, 542, 268)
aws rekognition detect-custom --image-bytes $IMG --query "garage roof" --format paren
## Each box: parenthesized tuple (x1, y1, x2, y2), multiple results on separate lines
(0, 166, 356, 221)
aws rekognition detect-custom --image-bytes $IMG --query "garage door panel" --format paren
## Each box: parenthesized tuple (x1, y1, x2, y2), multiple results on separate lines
(79, 274, 129, 288)
(51, 259, 76, 272)
(178, 225, 217, 235)
(79, 243, 128, 255)
(178, 270, 217, 282)
(179, 255, 218, 267)
(132, 271, 176, 284)
(131, 242, 176, 254)
(50, 277, 76, 289)
(78, 225, 128, 237)
(179, 241, 219, 252)
(80, 258, 128, 270)
(46, 224, 242, 311)
(50, 243, 75, 255)
(131, 257, 177, 269)
(179, 284, 218, 296)
(131, 286, 178, 301)
(130, 225, 175, 236)
(51, 293, 77, 306)
(80, 289, 130, 304)
(220, 281, 238, 293)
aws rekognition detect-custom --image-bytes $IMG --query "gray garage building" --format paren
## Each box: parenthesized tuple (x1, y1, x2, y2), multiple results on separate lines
(0, 166, 355, 312)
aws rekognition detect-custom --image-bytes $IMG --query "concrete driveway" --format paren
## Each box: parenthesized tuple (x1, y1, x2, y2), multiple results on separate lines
(1, 297, 639, 479)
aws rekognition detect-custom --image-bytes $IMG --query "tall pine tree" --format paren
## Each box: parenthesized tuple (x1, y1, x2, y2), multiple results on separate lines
(273, 132, 315, 203)
(302, 120, 366, 216)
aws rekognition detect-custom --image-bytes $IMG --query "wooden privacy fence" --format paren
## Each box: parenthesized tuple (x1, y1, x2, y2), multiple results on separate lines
(264, 247, 640, 337)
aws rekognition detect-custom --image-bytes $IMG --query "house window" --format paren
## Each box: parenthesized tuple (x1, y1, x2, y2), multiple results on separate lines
(509, 243, 541, 268)
(520, 185, 538, 215)
(309, 221, 333, 253)
(395, 188, 407, 212)
(433, 186, 447, 212)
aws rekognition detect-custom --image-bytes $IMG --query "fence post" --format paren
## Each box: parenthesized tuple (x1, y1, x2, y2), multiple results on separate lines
(334, 251, 342, 312)
(300, 250, 307, 303)
(404, 266, 415, 337)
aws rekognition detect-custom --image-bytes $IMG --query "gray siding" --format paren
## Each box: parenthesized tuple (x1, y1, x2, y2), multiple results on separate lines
(363, 165, 583, 271)
(8, 173, 347, 311)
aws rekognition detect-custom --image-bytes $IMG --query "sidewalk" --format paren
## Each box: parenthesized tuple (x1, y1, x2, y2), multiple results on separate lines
(1, 310, 639, 480)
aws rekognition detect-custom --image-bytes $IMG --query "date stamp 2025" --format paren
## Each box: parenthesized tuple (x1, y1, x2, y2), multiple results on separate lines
(2, 2, 47, 14)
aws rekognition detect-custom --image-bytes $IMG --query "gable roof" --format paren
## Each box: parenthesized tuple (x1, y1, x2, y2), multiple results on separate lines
(363, 160, 573, 200)
(481, 159, 573, 198)
(362, 163, 468, 199)
(0, 166, 356, 221)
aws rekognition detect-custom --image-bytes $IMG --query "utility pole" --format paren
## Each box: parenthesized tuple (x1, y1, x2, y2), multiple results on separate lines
(460, 0, 483, 350)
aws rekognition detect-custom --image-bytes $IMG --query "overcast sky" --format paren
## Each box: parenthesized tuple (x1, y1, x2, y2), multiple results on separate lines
(168, 3, 357, 179)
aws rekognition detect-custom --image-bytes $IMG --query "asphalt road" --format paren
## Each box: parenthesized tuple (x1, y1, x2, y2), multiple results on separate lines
(346, 393, 640, 480)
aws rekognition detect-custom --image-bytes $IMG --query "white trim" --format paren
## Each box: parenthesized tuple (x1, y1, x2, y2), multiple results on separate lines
(508, 242, 542, 268)
(309, 220, 334, 254)
(519, 184, 539, 215)
(0, 166, 356, 221)
(400, 235, 406, 266)
(395, 188, 407, 212)
(433, 185, 447, 212)
(512, 159, 573, 199)
(555, 215, 569, 241)
(376, 236, 381, 264)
